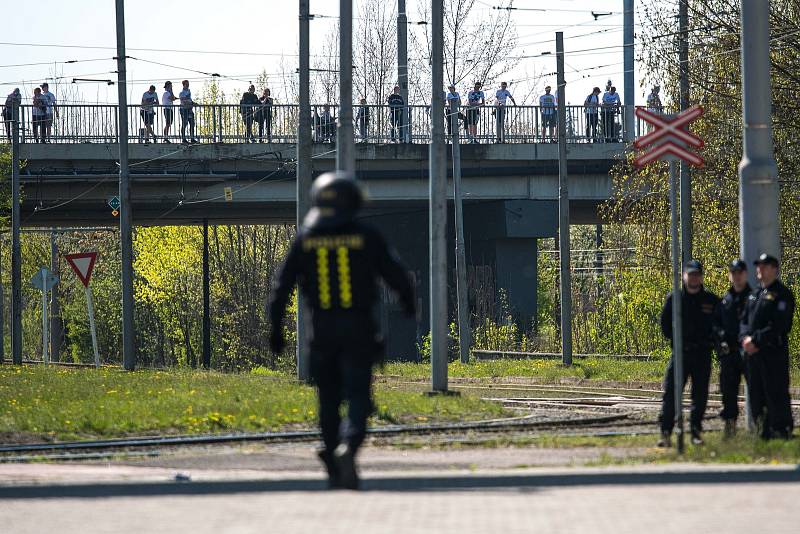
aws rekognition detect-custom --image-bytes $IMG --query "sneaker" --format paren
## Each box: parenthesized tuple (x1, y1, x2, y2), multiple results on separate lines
(691, 429, 704, 446)
(164, 139, 172, 144)
(723, 419, 736, 439)
(316, 448, 341, 489)
(656, 431, 671, 448)
(190, 138, 199, 144)
(182, 139, 189, 145)
(333, 443, 359, 490)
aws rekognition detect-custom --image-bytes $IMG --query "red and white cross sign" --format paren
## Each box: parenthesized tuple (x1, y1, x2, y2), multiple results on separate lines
(65, 252, 98, 287)
(633, 105, 705, 168)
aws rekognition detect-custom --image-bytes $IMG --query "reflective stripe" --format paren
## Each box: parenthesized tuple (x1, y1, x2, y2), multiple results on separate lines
(336, 246, 352, 308)
(316, 248, 331, 309)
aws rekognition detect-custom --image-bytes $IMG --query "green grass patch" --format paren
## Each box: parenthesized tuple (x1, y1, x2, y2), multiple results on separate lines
(0, 367, 507, 442)
(380, 358, 667, 383)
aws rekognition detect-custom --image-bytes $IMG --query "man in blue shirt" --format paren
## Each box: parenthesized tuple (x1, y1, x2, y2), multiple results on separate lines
(179, 80, 198, 144)
(140, 85, 159, 145)
(601, 86, 621, 142)
(465, 82, 485, 144)
(539, 85, 557, 142)
(494, 81, 515, 143)
(583, 87, 601, 142)
(387, 86, 404, 143)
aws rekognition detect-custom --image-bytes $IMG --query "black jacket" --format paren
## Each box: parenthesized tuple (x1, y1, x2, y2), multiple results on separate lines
(240, 92, 260, 117)
(740, 279, 795, 354)
(269, 220, 415, 331)
(716, 284, 751, 352)
(660, 286, 719, 352)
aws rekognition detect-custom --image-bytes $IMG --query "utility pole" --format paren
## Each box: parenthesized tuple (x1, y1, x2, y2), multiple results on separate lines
(10, 100, 21, 365)
(450, 98, 471, 364)
(623, 0, 635, 141)
(115, 0, 135, 371)
(296, 0, 313, 382)
(679, 0, 692, 262)
(337, 0, 355, 172)
(0, 237, 5, 363)
(739, 2, 780, 287)
(556, 33, 573, 366)
(49, 231, 62, 361)
(430, 0, 448, 392)
(398, 0, 410, 143)
(202, 219, 211, 369)
(669, 161, 685, 454)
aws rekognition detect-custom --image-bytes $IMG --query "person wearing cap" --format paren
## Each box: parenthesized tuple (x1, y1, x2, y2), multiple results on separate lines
(539, 85, 557, 142)
(140, 85, 159, 145)
(178, 80, 198, 144)
(40, 82, 57, 143)
(161, 81, 178, 143)
(2, 88, 21, 142)
(657, 259, 720, 447)
(268, 172, 415, 490)
(445, 85, 461, 138)
(740, 253, 795, 439)
(714, 259, 751, 437)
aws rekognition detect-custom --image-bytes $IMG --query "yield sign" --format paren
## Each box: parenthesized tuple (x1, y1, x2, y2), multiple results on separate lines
(65, 252, 98, 287)
(634, 105, 705, 168)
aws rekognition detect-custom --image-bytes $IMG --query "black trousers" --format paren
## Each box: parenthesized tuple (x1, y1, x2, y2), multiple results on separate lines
(602, 110, 616, 142)
(719, 352, 745, 421)
(659, 350, 712, 433)
(309, 311, 381, 454)
(745, 350, 793, 438)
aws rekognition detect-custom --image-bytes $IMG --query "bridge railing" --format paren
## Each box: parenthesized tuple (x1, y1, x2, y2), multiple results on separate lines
(3, 104, 631, 145)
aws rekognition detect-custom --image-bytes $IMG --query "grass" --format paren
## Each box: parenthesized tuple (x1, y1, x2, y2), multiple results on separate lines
(0, 367, 508, 442)
(379, 358, 667, 383)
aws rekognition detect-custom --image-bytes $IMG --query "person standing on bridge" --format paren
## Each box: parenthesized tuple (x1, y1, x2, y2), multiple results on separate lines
(240, 85, 259, 143)
(162, 81, 178, 143)
(140, 85, 159, 145)
(179, 80, 198, 144)
(539, 85, 557, 142)
(268, 172, 415, 490)
(494, 81, 515, 143)
(465, 82, 485, 144)
(583, 87, 601, 142)
(40, 83, 57, 143)
(657, 260, 719, 448)
(601, 86, 621, 142)
(740, 254, 796, 440)
(256, 88, 273, 143)
(356, 97, 370, 142)
(3, 88, 21, 142)
(387, 86, 404, 143)
(714, 259, 751, 438)
(31, 87, 48, 144)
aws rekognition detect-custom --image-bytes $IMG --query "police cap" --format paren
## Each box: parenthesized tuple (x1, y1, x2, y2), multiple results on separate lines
(728, 259, 747, 272)
(683, 259, 703, 274)
(303, 171, 363, 229)
(753, 253, 779, 267)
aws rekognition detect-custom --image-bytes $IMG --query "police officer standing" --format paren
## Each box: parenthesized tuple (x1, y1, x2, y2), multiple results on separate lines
(715, 259, 751, 437)
(740, 253, 795, 439)
(657, 260, 719, 447)
(268, 172, 415, 490)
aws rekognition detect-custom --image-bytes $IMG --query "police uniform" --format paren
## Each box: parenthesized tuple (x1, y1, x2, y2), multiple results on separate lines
(269, 172, 415, 489)
(658, 261, 720, 442)
(740, 254, 795, 439)
(714, 260, 751, 429)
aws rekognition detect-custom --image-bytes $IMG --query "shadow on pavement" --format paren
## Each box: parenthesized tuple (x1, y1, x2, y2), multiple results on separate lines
(3, 467, 800, 499)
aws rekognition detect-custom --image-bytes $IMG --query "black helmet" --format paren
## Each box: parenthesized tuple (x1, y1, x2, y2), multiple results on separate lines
(303, 171, 362, 229)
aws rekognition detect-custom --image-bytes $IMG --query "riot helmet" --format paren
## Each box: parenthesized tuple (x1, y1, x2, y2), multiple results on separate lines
(303, 171, 363, 229)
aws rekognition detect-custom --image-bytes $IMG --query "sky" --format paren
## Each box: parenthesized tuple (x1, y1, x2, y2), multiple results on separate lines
(0, 0, 652, 107)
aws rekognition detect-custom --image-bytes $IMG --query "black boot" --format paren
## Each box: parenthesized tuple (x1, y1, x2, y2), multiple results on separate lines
(317, 448, 341, 489)
(334, 443, 359, 490)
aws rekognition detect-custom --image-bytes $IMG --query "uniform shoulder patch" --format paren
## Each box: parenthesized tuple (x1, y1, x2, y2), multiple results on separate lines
(764, 292, 776, 301)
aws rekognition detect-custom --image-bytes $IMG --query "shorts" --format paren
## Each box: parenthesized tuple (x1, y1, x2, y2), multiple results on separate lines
(140, 110, 155, 126)
(33, 113, 46, 124)
(179, 108, 194, 123)
(163, 108, 174, 124)
(541, 113, 557, 128)
(465, 108, 480, 125)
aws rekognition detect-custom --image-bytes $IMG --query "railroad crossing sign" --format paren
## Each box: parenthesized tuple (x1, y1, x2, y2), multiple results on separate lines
(30, 267, 59, 291)
(65, 252, 98, 288)
(633, 105, 705, 168)
(108, 195, 120, 217)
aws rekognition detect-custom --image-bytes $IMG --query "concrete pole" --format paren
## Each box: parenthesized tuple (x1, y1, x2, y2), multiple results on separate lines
(623, 0, 635, 141)
(296, 0, 313, 383)
(10, 100, 22, 365)
(49, 231, 62, 361)
(430, 0, 448, 391)
(739, 0, 780, 275)
(679, 0, 692, 263)
(202, 219, 211, 369)
(398, 0, 410, 143)
(337, 0, 356, 172)
(556, 33, 573, 367)
(451, 99, 471, 364)
(0, 237, 5, 363)
(669, 161, 685, 454)
(115, 0, 135, 371)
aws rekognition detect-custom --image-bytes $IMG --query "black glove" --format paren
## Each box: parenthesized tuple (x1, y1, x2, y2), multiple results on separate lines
(270, 327, 285, 355)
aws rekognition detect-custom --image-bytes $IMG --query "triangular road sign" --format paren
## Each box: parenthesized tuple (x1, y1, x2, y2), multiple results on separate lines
(65, 252, 98, 287)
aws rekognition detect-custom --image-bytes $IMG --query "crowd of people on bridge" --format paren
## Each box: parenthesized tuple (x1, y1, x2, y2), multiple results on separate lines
(3, 78, 631, 144)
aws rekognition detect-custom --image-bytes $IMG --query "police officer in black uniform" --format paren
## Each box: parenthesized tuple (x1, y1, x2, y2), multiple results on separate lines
(268, 172, 415, 489)
(715, 259, 751, 438)
(740, 253, 795, 439)
(657, 260, 720, 447)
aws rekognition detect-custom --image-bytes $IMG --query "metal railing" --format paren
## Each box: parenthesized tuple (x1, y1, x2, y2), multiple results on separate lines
(1, 104, 632, 145)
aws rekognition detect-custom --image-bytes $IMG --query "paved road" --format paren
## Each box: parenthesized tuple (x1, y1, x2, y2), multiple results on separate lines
(1, 445, 799, 534)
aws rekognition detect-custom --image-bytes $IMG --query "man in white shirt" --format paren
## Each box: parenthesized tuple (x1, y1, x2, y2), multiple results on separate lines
(162, 81, 178, 143)
(539, 85, 557, 142)
(494, 81, 515, 143)
(445, 84, 461, 137)
(140, 85, 159, 144)
(178, 80, 198, 144)
(602, 86, 621, 142)
(40, 83, 57, 143)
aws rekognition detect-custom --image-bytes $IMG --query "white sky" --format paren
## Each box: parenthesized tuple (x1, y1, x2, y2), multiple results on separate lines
(0, 0, 652, 106)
